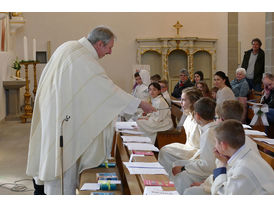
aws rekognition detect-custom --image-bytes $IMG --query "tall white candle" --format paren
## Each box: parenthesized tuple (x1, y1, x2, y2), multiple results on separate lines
(33, 38, 36, 61)
(23, 36, 28, 61)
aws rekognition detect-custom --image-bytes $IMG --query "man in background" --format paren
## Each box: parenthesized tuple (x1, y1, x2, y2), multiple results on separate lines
(241, 38, 265, 91)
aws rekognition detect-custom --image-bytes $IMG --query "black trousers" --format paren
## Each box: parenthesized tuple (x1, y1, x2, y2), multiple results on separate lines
(32, 178, 46, 195)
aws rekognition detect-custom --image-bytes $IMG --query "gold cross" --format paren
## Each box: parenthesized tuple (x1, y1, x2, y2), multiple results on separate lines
(173, 21, 183, 36)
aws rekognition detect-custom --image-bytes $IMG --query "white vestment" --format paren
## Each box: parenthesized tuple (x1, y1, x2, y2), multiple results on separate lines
(211, 144, 274, 195)
(137, 95, 173, 144)
(173, 121, 218, 194)
(158, 114, 201, 177)
(184, 135, 261, 195)
(26, 37, 139, 194)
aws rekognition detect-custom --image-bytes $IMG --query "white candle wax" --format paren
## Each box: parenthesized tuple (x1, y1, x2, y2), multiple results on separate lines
(23, 36, 28, 61)
(33, 38, 36, 61)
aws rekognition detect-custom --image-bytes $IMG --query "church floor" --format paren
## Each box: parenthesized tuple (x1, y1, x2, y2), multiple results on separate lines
(0, 120, 33, 195)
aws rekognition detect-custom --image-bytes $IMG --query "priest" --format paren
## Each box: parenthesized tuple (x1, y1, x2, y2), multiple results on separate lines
(26, 26, 155, 195)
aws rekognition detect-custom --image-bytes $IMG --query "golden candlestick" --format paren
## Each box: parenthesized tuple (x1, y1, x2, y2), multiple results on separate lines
(20, 61, 40, 123)
(33, 62, 38, 99)
(20, 62, 33, 123)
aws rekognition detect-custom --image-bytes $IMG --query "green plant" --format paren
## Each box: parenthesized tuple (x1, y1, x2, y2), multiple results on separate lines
(12, 58, 21, 70)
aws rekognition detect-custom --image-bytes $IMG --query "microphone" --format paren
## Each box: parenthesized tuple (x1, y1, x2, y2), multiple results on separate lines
(60, 115, 70, 148)
(60, 115, 70, 195)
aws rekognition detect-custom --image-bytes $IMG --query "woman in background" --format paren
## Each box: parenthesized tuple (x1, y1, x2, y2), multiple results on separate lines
(193, 71, 204, 84)
(214, 71, 235, 105)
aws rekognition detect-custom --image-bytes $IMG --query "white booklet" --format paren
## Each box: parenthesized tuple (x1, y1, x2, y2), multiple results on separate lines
(245, 130, 267, 136)
(253, 138, 274, 145)
(120, 130, 145, 135)
(121, 135, 151, 143)
(126, 167, 168, 175)
(123, 142, 159, 152)
(115, 121, 137, 130)
(143, 186, 179, 195)
(243, 124, 252, 129)
(123, 162, 164, 169)
(80, 183, 100, 191)
(123, 162, 167, 175)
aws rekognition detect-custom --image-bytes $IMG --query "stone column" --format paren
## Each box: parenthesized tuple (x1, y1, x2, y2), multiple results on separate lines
(265, 13, 274, 74)
(228, 12, 238, 80)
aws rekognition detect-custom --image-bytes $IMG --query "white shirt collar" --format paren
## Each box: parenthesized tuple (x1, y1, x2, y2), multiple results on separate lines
(227, 144, 245, 165)
(200, 121, 217, 133)
(78, 37, 99, 60)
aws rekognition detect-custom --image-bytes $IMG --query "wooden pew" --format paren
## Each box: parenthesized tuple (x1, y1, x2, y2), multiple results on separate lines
(115, 132, 143, 195)
(155, 127, 186, 150)
(155, 99, 186, 150)
(259, 150, 274, 169)
(115, 132, 177, 194)
(249, 135, 274, 169)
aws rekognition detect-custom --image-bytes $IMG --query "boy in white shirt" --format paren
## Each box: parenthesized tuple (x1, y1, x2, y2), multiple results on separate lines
(171, 97, 218, 194)
(211, 120, 274, 195)
(159, 80, 171, 106)
(183, 100, 260, 195)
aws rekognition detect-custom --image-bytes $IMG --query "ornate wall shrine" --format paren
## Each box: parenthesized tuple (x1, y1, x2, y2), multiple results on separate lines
(136, 21, 217, 93)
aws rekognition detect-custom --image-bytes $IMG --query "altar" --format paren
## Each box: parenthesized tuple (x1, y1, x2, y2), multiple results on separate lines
(3, 79, 26, 121)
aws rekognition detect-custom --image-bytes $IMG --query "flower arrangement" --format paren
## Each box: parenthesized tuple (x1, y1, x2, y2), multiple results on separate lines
(12, 57, 21, 70)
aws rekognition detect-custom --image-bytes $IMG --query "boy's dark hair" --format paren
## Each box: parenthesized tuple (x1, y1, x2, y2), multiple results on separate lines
(214, 119, 245, 149)
(194, 97, 216, 121)
(216, 100, 243, 121)
(134, 72, 140, 78)
(150, 74, 161, 82)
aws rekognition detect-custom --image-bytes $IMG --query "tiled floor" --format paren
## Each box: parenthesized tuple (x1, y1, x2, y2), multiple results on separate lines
(0, 120, 33, 195)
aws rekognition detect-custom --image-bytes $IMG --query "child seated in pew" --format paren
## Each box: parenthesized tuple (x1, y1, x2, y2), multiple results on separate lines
(183, 100, 260, 195)
(171, 97, 218, 194)
(137, 82, 173, 144)
(210, 87, 218, 101)
(121, 70, 151, 121)
(158, 87, 203, 178)
(159, 80, 171, 106)
(211, 120, 274, 195)
(132, 70, 150, 102)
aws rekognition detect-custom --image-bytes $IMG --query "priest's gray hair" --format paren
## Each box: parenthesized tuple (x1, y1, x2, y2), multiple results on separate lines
(87, 26, 116, 45)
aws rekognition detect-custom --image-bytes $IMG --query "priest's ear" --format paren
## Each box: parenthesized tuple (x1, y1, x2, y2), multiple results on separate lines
(98, 40, 105, 47)
(94, 40, 104, 49)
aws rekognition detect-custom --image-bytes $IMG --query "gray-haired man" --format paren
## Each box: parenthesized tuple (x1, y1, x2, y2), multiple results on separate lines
(172, 69, 193, 98)
(27, 26, 155, 195)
